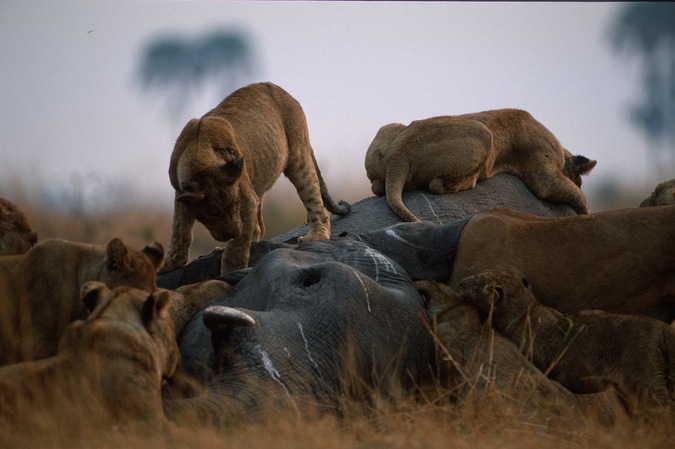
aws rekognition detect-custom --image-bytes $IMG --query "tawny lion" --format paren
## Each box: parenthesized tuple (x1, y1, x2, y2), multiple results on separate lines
(0, 237, 164, 364)
(460, 268, 675, 412)
(163, 82, 350, 276)
(364, 109, 596, 222)
(0, 282, 179, 434)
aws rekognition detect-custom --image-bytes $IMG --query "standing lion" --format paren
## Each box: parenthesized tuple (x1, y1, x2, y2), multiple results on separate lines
(163, 82, 350, 275)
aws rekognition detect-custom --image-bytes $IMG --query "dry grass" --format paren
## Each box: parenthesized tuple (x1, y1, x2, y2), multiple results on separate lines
(1, 178, 672, 448)
(1, 357, 672, 449)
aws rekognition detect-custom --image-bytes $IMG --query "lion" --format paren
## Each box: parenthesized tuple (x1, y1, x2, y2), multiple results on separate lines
(0, 197, 37, 256)
(447, 206, 675, 323)
(0, 282, 179, 435)
(0, 237, 164, 365)
(459, 268, 675, 413)
(640, 178, 675, 207)
(416, 279, 587, 426)
(162, 82, 351, 276)
(364, 109, 596, 222)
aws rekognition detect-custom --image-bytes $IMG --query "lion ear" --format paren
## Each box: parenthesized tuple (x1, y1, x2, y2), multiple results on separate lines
(570, 155, 597, 176)
(81, 281, 110, 313)
(105, 238, 129, 272)
(142, 241, 165, 270)
(142, 290, 172, 326)
(221, 157, 244, 182)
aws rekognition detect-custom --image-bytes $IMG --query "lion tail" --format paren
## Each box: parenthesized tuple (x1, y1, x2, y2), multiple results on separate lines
(385, 154, 419, 222)
(312, 152, 351, 216)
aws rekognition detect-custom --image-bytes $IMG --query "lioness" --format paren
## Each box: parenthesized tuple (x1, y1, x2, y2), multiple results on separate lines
(0, 237, 164, 364)
(364, 109, 595, 222)
(0, 282, 179, 435)
(163, 82, 351, 276)
(416, 279, 585, 426)
(460, 269, 675, 411)
(0, 197, 37, 256)
(447, 206, 675, 323)
(640, 178, 675, 207)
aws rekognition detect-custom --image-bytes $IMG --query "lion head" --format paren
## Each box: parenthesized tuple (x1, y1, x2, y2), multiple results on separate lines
(640, 178, 675, 207)
(459, 268, 536, 315)
(170, 116, 248, 242)
(79, 281, 180, 384)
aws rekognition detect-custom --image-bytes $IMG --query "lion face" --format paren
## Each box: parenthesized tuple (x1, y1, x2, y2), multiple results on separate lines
(459, 269, 534, 313)
(80, 282, 180, 381)
(0, 197, 37, 256)
(173, 116, 248, 243)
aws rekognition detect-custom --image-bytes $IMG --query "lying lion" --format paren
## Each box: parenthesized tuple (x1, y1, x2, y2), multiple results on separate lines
(416, 279, 586, 426)
(364, 109, 595, 222)
(447, 206, 675, 323)
(0, 282, 179, 435)
(459, 268, 675, 412)
(0, 237, 164, 364)
(0, 197, 37, 256)
(640, 178, 675, 207)
(163, 82, 350, 276)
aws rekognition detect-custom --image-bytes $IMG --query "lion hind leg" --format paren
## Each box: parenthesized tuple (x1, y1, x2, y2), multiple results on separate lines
(284, 154, 332, 242)
(522, 171, 589, 214)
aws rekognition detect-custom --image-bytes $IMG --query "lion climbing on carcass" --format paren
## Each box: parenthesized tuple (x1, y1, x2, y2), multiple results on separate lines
(364, 109, 595, 221)
(163, 82, 350, 276)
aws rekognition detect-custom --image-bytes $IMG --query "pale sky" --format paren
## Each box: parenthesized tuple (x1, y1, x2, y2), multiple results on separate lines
(0, 1, 660, 212)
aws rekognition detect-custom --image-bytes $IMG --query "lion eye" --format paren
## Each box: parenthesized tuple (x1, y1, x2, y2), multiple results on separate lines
(214, 146, 236, 157)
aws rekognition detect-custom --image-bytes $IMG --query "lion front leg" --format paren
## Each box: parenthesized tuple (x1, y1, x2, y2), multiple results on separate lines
(522, 171, 590, 215)
(162, 201, 195, 274)
(219, 194, 258, 275)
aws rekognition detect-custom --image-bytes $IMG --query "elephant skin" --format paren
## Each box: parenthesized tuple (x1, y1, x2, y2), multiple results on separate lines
(157, 173, 576, 289)
(169, 239, 435, 418)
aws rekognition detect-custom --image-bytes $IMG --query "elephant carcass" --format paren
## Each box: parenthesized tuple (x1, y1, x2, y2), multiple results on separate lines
(174, 239, 435, 412)
(157, 173, 577, 289)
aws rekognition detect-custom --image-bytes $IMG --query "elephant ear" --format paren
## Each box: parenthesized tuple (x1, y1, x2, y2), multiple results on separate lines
(203, 305, 256, 331)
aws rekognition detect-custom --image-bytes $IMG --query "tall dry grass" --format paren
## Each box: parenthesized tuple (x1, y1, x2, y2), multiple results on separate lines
(1, 175, 672, 448)
(1, 340, 672, 449)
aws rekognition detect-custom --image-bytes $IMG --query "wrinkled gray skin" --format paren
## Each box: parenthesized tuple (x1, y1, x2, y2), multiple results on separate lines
(173, 240, 435, 415)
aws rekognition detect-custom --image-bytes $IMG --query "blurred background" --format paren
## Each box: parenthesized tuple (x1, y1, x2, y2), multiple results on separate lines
(1, 2, 674, 258)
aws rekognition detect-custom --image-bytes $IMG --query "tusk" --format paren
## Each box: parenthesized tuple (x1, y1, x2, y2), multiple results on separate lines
(203, 305, 256, 330)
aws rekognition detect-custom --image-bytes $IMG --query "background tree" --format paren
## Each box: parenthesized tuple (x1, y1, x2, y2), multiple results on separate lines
(608, 3, 675, 177)
(136, 29, 256, 120)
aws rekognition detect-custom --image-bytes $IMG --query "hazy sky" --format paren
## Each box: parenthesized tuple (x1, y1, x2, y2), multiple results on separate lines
(0, 1, 660, 212)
